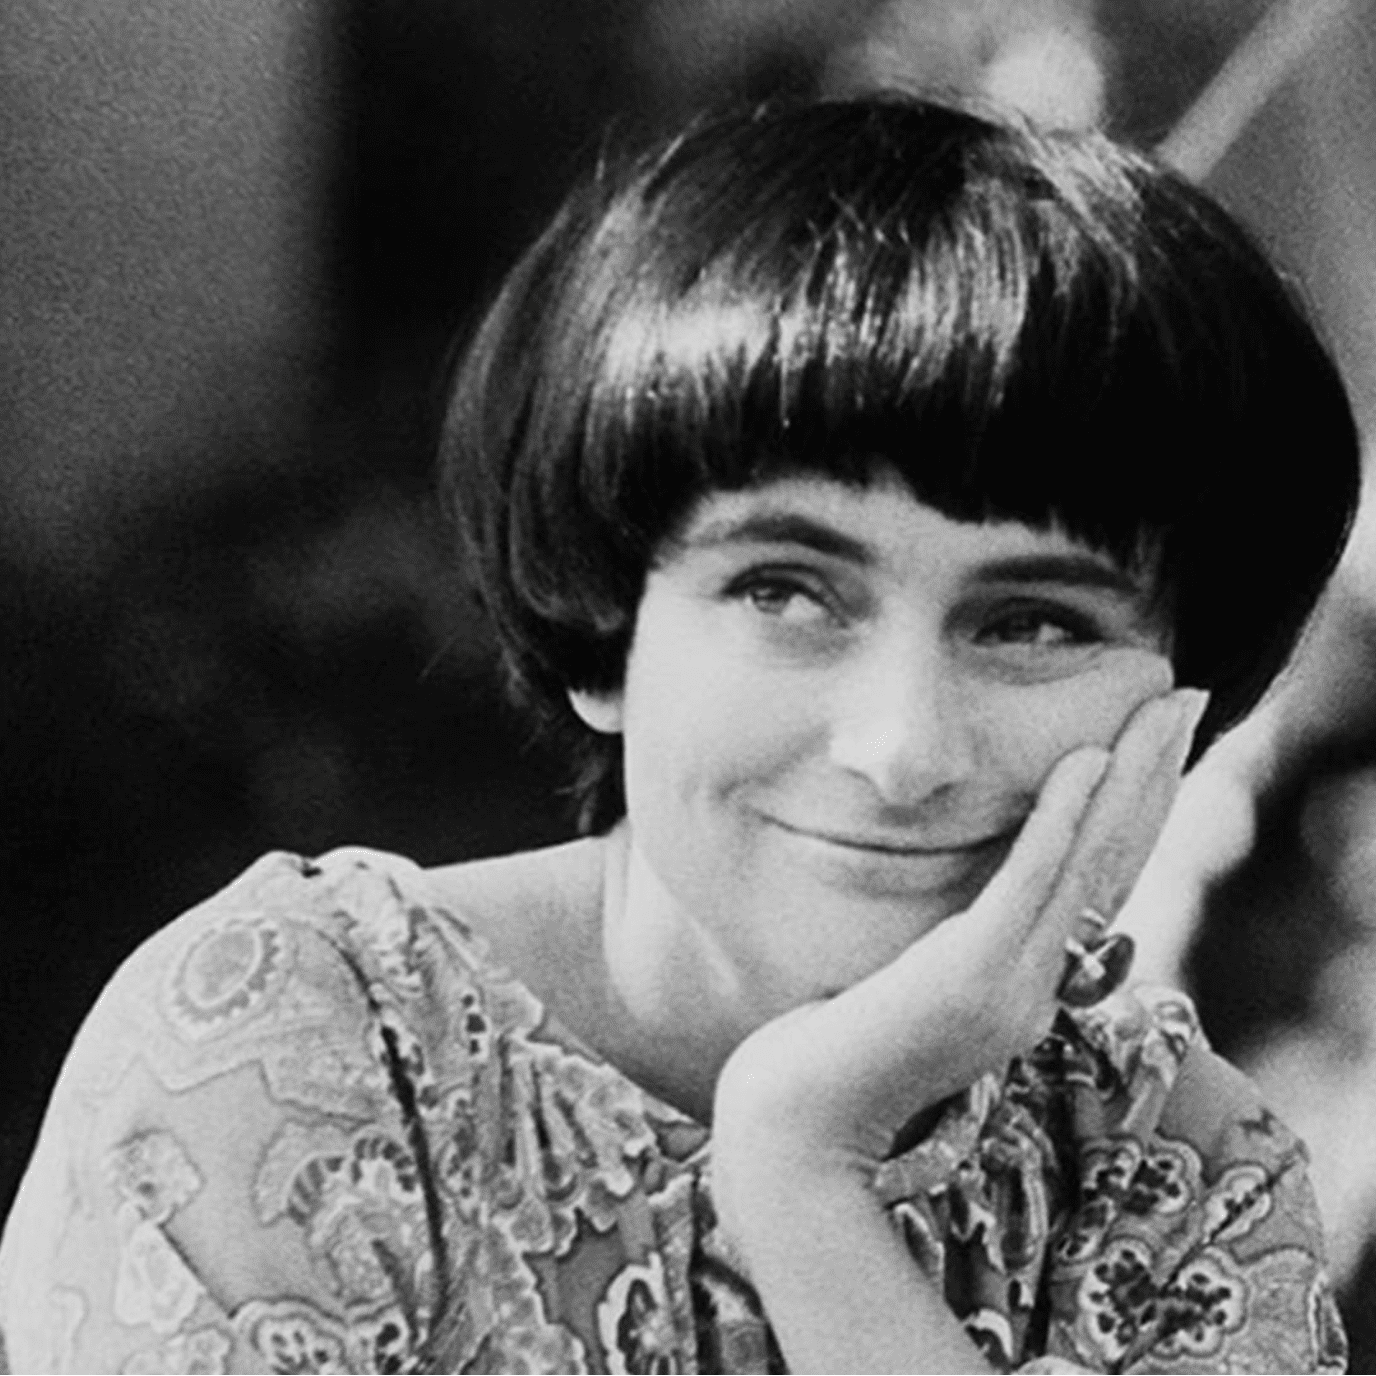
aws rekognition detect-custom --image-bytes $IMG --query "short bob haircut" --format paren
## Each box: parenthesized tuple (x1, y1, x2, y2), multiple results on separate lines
(442, 97, 1360, 834)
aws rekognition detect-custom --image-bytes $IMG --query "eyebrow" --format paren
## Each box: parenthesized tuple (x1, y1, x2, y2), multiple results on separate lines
(671, 512, 874, 563)
(972, 554, 1145, 597)
(672, 511, 1146, 598)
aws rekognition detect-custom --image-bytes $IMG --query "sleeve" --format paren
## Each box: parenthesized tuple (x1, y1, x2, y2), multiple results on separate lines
(1045, 999, 1348, 1375)
(0, 851, 450, 1375)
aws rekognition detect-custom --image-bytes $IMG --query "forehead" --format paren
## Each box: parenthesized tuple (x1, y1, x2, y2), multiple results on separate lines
(663, 471, 1152, 592)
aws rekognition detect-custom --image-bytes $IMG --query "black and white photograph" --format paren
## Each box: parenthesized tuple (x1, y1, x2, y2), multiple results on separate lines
(2, 2, 1375, 1370)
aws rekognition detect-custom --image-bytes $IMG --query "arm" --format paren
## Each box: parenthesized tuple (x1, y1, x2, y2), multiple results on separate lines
(713, 1137, 990, 1374)
(710, 692, 1208, 1374)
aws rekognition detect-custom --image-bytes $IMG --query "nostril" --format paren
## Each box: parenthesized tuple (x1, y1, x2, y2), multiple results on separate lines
(826, 650, 979, 804)
(829, 718, 976, 807)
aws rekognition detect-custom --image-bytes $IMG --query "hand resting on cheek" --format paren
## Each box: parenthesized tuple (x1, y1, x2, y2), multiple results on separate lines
(710, 690, 1208, 1373)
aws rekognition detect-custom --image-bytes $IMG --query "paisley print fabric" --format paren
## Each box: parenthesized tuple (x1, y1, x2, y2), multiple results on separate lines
(0, 847, 1347, 1373)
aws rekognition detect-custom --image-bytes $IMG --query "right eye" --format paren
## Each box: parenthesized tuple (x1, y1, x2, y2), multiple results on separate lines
(729, 571, 838, 628)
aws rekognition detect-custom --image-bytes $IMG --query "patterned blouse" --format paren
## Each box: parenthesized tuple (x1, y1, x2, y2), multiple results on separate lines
(0, 847, 1348, 1374)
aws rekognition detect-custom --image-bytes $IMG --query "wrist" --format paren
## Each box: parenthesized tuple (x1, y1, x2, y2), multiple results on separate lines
(712, 1019, 946, 1172)
(710, 1083, 883, 1268)
(708, 1138, 991, 1376)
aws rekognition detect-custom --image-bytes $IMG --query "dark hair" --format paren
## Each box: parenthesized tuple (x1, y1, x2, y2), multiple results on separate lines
(441, 97, 1360, 833)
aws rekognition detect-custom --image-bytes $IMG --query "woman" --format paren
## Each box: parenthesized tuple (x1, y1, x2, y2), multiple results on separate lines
(0, 98, 1360, 1373)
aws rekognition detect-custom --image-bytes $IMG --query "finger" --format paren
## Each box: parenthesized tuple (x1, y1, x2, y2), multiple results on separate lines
(823, 747, 1107, 1078)
(1039, 688, 1209, 955)
(1034, 685, 1205, 990)
(967, 744, 1112, 936)
(1006, 689, 1203, 1014)
(1067, 904, 1110, 948)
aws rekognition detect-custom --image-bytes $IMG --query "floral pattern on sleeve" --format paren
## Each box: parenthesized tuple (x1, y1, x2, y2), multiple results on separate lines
(0, 847, 1346, 1373)
(869, 990, 1346, 1374)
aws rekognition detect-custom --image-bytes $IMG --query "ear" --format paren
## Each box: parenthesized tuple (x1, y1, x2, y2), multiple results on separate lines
(568, 687, 624, 735)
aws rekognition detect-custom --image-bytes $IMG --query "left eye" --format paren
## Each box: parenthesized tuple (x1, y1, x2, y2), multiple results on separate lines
(979, 610, 1094, 647)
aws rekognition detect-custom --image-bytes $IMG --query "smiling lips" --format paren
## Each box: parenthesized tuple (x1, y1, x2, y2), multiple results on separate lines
(761, 814, 1018, 900)
(765, 815, 1018, 857)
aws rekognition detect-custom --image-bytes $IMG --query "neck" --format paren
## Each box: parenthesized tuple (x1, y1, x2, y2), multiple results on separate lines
(597, 824, 763, 1124)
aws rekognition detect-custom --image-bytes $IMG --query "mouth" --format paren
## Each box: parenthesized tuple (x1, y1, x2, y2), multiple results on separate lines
(760, 812, 1018, 901)
(764, 816, 1017, 858)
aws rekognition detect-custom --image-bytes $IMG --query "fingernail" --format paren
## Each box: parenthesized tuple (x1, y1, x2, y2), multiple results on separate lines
(1176, 688, 1210, 736)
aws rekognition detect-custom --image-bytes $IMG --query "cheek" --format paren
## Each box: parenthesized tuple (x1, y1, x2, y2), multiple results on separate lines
(979, 652, 1175, 788)
(620, 610, 816, 818)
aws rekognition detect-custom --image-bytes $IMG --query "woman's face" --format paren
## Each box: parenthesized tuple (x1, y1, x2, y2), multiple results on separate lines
(576, 469, 1174, 1021)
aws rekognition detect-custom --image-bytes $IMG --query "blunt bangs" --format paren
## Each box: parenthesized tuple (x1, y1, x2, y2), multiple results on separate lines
(574, 108, 1191, 571)
(444, 98, 1360, 831)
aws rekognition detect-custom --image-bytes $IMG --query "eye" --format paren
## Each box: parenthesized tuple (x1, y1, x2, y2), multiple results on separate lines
(977, 605, 1100, 648)
(729, 571, 838, 627)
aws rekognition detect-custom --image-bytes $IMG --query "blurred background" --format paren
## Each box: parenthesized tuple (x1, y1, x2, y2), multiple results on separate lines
(3, 0, 1376, 1361)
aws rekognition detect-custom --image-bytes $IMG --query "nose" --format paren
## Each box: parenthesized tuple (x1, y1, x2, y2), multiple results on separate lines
(827, 629, 977, 807)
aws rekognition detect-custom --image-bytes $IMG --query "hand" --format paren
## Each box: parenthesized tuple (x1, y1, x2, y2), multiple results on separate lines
(712, 686, 1210, 1180)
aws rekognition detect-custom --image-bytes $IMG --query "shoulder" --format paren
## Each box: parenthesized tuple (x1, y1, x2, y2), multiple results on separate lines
(425, 835, 605, 975)
(9, 836, 608, 1201)
(13, 844, 593, 1170)
(61, 846, 556, 1109)
(0, 844, 576, 1373)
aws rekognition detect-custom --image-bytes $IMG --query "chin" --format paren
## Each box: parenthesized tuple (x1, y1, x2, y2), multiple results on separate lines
(741, 892, 962, 1010)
